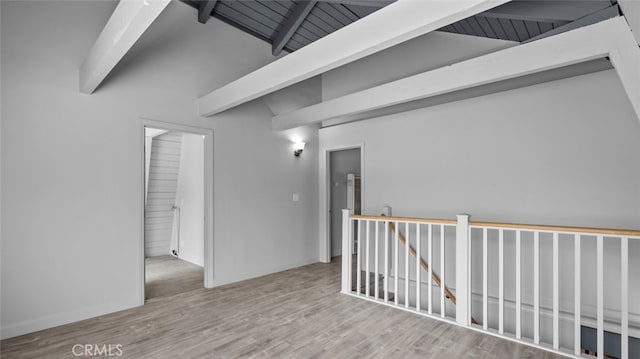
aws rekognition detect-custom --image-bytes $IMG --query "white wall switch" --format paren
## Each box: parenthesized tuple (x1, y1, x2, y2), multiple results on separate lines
(292, 193, 299, 202)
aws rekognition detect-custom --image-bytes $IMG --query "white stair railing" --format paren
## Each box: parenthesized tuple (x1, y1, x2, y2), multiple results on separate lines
(341, 210, 640, 359)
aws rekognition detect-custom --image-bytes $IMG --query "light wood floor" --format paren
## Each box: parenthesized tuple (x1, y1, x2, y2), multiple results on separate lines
(145, 255, 203, 300)
(1, 257, 562, 358)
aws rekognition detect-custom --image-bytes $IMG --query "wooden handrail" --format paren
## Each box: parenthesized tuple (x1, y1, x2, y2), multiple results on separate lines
(351, 214, 456, 225)
(351, 214, 640, 237)
(469, 221, 640, 237)
(380, 214, 478, 325)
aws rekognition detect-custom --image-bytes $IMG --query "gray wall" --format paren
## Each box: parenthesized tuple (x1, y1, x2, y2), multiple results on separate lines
(1, 0, 318, 338)
(330, 149, 360, 257)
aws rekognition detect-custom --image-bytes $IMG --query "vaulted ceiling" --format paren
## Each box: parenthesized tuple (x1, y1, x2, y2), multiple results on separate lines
(182, 0, 620, 55)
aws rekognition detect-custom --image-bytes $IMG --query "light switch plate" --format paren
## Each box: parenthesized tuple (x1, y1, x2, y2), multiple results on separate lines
(292, 193, 299, 202)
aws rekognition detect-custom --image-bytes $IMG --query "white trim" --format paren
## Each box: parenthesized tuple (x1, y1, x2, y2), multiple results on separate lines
(198, 0, 510, 116)
(273, 16, 640, 130)
(207, 257, 318, 288)
(0, 298, 139, 340)
(319, 143, 365, 263)
(140, 119, 215, 301)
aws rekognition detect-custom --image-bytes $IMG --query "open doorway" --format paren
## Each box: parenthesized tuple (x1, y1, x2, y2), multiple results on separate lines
(143, 126, 206, 301)
(329, 148, 361, 259)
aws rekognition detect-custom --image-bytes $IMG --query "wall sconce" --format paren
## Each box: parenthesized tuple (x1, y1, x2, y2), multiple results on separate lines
(293, 142, 305, 157)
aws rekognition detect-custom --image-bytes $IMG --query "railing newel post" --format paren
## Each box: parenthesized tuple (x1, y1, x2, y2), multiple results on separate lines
(341, 209, 353, 294)
(455, 213, 471, 326)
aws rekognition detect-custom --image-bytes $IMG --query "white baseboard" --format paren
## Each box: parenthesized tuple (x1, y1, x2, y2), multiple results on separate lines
(209, 257, 318, 288)
(177, 255, 204, 268)
(1, 298, 140, 340)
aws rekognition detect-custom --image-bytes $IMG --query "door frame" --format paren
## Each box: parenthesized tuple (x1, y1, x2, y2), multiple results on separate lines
(319, 143, 364, 263)
(140, 119, 214, 304)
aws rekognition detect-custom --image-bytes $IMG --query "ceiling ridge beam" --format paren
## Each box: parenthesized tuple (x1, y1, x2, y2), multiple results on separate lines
(198, 0, 511, 117)
(272, 1, 317, 56)
(198, 0, 218, 24)
(79, 0, 170, 94)
(271, 16, 640, 130)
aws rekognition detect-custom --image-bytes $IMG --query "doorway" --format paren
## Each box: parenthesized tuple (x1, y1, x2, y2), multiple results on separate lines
(329, 148, 362, 259)
(141, 120, 214, 303)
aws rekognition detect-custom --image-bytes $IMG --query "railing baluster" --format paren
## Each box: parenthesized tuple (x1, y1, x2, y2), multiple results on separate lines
(440, 224, 445, 318)
(394, 221, 399, 306)
(534, 231, 540, 345)
(366, 220, 370, 298)
(428, 223, 433, 315)
(356, 219, 362, 296)
(516, 230, 521, 339)
(375, 220, 379, 300)
(416, 224, 421, 312)
(597, 234, 604, 359)
(483, 227, 488, 330)
(499, 229, 504, 334)
(574, 233, 581, 356)
(553, 232, 559, 349)
(405, 222, 410, 308)
(621, 236, 629, 359)
(384, 221, 389, 302)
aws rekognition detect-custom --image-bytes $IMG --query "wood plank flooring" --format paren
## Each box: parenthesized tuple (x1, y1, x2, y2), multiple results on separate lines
(145, 255, 203, 300)
(1, 257, 563, 358)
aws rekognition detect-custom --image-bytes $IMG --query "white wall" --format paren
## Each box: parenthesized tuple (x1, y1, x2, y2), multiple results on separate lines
(321, 69, 640, 228)
(174, 133, 204, 267)
(1, 0, 318, 339)
(211, 103, 319, 286)
(317, 31, 517, 262)
(320, 69, 640, 345)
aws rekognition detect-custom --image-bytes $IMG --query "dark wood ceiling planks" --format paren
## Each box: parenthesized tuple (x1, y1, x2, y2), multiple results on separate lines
(181, 0, 619, 54)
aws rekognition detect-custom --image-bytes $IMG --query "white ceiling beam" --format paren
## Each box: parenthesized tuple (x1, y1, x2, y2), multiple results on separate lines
(198, 0, 511, 117)
(618, 0, 640, 45)
(272, 16, 640, 130)
(79, 0, 170, 94)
